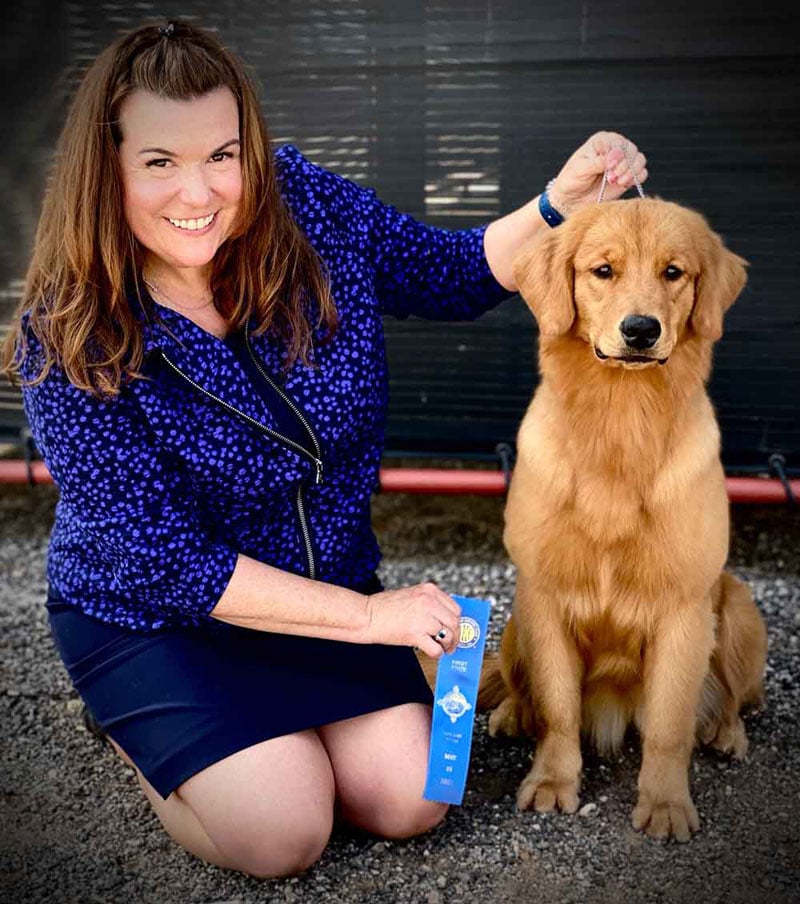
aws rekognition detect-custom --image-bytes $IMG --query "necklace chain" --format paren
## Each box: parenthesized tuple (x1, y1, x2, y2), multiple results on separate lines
(143, 277, 215, 312)
(597, 142, 645, 204)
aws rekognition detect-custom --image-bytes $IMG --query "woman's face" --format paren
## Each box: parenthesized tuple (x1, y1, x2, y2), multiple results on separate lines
(118, 87, 243, 277)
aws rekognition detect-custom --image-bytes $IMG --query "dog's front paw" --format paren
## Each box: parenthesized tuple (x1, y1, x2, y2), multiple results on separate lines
(516, 768, 580, 814)
(632, 791, 699, 843)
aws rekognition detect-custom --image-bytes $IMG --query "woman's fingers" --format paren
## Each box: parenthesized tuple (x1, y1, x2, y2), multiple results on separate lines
(584, 132, 647, 182)
(418, 634, 446, 659)
(418, 621, 457, 659)
(418, 581, 461, 632)
(554, 131, 647, 211)
(434, 606, 461, 647)
(610, 150, 647, 185)
(589, 130, 634, 156)
(441, 594, 462, 617)
(433, 623, 459, 656)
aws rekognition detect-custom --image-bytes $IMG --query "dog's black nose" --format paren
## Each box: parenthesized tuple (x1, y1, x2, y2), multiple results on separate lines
(620, 315, 661, 350)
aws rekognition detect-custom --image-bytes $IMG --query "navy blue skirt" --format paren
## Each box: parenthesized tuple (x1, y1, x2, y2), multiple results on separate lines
(46, 580, 432, 799)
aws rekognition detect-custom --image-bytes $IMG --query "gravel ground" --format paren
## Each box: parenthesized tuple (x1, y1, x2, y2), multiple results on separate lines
(1, 483, 798, 903)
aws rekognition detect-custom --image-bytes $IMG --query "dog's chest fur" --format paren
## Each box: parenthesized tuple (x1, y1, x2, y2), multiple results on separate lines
(506, 342, 729, 633)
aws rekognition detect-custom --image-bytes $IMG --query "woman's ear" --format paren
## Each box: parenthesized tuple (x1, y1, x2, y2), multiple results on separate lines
(512, 224, 576, 337)
(690, 230, 748, 341)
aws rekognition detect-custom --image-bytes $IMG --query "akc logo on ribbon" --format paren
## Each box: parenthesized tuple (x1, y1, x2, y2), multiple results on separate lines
(458, 616, 481, 649)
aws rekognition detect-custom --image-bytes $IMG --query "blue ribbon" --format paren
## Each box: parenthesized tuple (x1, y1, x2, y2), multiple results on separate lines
(423, 595, 491, 805)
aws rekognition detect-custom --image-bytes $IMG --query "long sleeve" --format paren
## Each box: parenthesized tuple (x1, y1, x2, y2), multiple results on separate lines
(275, 144, 515, 321)
(368, 195, 516, 320)
(21, 340, 238, 627)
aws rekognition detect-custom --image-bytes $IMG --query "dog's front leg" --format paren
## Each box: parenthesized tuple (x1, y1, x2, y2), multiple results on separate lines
(513, 575, 583, 814)
(634, 600, 715, 842)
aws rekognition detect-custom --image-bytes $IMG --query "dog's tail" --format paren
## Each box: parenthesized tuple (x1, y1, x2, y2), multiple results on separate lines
(477, 653, 507, 711)
(416, 651, 508, 711)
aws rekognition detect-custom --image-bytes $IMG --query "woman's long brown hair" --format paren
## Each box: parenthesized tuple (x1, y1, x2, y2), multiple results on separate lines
(2, 19, 336, 397)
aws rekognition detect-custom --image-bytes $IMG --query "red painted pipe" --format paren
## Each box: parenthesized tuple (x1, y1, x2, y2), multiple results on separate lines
(379, 469, 799, 503)
(0, 458, 796, 503)
(725, 476, 799, 504)
(0, 460, 53, 484)
(379, 468, 508, 496)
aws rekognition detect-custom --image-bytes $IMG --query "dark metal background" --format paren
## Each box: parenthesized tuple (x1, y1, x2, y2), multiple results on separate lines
(2, 1, 799, 471)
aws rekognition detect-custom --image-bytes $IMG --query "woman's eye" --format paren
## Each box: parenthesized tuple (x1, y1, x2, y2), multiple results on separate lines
(210, 151, 234, 163)
(664, 264, 684, 281)
(145, 158, 171, 168)
(592, 264, 613, 279)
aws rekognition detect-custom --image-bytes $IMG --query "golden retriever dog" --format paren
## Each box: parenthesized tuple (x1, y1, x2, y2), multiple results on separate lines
(484, 198, 767, 842)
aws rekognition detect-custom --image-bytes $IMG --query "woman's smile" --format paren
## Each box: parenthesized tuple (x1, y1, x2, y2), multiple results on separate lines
(165, 211, 218, 232)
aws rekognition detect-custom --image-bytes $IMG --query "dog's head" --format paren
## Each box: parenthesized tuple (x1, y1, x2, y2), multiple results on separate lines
(513, 198, 748, 368)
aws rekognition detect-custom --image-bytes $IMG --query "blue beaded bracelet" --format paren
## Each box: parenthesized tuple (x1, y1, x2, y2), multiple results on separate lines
(538, 179, 565, 228)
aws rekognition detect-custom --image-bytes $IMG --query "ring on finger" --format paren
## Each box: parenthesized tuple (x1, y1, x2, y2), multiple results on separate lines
(435, 628, 448, 642)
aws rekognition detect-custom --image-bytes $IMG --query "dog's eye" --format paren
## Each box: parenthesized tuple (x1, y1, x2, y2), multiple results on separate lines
(592, 264, 614, 279)
(664, 265, 684, 281)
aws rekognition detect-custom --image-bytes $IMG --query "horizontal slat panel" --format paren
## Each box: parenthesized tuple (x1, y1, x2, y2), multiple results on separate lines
(2, 1, 798, 470)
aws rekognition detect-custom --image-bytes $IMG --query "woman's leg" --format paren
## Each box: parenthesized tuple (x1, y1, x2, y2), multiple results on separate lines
(317, 703, 448, 839)
(111, 731, 335, 879)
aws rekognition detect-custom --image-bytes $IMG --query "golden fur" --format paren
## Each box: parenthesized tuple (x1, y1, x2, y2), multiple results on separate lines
(485, 198, 767, 842)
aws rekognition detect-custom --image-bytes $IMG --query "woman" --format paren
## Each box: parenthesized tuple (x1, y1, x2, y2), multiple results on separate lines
(3, 20, 646, 878)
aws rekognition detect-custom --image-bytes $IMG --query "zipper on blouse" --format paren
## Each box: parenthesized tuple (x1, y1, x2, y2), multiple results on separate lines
(296, 481, 316, 580)
(159, 351, 324, 480)
(243, 322, 324, 486)
(160, 350, 323, 579)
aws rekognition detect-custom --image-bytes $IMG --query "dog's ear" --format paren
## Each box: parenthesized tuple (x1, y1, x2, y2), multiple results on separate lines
(690, 229, 748, 341)
(512, 226, 576, 337)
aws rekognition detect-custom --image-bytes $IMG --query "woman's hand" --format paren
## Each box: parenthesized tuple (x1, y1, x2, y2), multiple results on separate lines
(364, 582, 462, 658)
(484, 130, 648, 291)
(548, 130, 648, 216)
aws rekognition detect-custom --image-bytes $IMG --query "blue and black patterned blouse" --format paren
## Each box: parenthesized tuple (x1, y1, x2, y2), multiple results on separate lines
(21, 145, 513, 631)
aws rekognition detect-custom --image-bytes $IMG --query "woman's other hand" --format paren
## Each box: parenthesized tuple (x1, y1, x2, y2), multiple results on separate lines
(548, 130, 649, 215)
(484, 130, 648, 291)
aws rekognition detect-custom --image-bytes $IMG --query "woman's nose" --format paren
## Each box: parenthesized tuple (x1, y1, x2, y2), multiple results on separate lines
(177, 166, 213, 206)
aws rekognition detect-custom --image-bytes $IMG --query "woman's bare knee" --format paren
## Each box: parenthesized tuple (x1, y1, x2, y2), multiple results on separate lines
(180, 735, 335, 877)
(367, 798, 448, 840)
(222, 819, 332, 879)
(319, 703, 447, 839)
(139, 774, 332, 878)
(125, 731, 336, 878)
